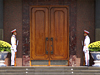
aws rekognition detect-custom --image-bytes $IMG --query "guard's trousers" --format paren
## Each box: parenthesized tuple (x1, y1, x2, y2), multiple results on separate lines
(84, 50, 90, 66)
(11, 50, 15, 66)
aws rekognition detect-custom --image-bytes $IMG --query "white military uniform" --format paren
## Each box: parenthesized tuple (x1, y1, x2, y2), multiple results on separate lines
(83, 35, 90, 66)
(11, 34, 17, 66)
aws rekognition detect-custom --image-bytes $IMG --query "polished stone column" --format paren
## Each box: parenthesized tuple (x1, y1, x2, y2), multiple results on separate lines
(95, 0, 100, 41)
(0, 0, 3, 40)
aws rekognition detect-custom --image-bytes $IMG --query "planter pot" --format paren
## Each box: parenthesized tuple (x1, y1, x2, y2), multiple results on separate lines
(0, 51, 8, 67)
(90, 52, 100, 67)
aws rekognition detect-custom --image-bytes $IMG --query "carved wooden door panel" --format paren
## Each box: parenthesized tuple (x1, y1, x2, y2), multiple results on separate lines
(30, 7, 49, 60)
(50, 7, 69, 60)
(30, 6, 69, 65)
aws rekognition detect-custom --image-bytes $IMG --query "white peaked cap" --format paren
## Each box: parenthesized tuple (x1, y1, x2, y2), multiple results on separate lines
(84, 30, 89, 34)
(11, 29, 16, 33)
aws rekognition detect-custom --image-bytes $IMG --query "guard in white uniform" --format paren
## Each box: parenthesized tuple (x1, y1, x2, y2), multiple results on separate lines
(83, 30, 90, 66)
(11, 29, 17, 66)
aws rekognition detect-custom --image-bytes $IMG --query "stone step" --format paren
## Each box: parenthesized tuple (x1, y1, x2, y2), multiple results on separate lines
(0, 69, 100, 73)
(0, 66, 100, 75)
(0, 73, 100, 75)
(0, 66, 100, 69)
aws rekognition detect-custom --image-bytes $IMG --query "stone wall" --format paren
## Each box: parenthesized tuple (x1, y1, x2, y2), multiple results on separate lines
(0, 0, 3, 40)
(4, 0, 22, 66)
(22, 0, 77, 66)
(95, 0, 100, 41)
(3, 0, 95, 66)
(76, 0, 95, 66)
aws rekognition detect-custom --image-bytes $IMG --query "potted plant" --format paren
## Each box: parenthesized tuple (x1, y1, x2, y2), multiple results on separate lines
(0, 40, 11, 67)
(88, 41, 100, 67)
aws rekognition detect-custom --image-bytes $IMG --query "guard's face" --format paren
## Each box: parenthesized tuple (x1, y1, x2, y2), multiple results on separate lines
(84, 33, 87, 36)
(14, 32, 17, 35)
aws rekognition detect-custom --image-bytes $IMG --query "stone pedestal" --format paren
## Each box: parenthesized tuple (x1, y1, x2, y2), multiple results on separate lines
(0, 52, 8, 67)
(69, 55, 81, 66)
(93, 61, 100, 67)
(91, 52, 100, 67)
(0, 60, 6, 67)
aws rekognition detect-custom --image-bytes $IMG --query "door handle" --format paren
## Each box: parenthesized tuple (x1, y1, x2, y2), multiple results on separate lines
(51, 37, 53, 54)
(45, 37, 48, 54)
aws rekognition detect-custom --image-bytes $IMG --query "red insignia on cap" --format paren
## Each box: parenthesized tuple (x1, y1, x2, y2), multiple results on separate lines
(11, 29, 16, 33)
(84, 30, 89, 34)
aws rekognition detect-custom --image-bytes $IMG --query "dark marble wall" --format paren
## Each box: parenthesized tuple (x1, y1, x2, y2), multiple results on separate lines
(22, 0, 77, 66)
(4, 0, 22, 66)
(0, 0, 3, 40)
(95, 0, 100, 41)
(0, 0, 3, 29)
(3, 0, 95, 66)
(76, 0, 95, 66)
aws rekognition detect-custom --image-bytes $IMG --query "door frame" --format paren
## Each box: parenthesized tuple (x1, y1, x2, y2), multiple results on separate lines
(30, 5, 69, 66)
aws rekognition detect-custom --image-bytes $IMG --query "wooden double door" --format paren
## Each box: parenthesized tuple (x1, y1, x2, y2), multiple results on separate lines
(30, 6, 69, 66)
